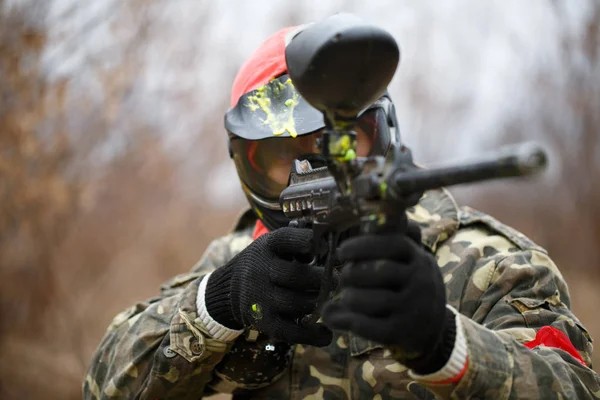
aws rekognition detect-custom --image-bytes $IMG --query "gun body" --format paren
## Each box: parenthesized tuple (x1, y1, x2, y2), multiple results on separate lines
(280, 142, 547, 238)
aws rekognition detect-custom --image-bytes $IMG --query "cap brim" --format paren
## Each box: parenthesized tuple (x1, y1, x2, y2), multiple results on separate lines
(225, 74, 326, 140)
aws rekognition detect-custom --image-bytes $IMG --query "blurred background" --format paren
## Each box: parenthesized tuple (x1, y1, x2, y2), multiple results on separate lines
(0, 0, 598, 398)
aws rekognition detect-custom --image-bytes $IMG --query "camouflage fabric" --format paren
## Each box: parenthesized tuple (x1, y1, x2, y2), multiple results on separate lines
(83, 189, 600, 399)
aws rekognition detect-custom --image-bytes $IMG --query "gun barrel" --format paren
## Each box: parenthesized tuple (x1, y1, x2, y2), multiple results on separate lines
(390, 142, 548, 195)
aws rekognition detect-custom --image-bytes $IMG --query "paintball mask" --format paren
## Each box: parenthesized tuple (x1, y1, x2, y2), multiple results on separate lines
(225, 29, 401, 231)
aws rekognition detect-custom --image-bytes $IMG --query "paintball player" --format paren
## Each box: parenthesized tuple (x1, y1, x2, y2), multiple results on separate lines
(84, 22, 600, 400)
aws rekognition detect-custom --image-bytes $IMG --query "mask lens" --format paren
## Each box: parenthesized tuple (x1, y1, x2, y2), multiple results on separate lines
(230, 108, 390, 200)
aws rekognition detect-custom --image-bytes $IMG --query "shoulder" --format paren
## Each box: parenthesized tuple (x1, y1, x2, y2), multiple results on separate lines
(456, 206, 546, 254)
(191, 226, 254, 273)
(440, 207, 568, 324)
(408, 187, 546, 256)
(418, 194, 558, 310)
(185, 209, 256, 277)
(429, 198, 547, 265)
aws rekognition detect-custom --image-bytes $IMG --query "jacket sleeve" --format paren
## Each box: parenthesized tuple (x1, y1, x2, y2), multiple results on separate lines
(83, 231, 253, 400)
(418, 210, 600, 399)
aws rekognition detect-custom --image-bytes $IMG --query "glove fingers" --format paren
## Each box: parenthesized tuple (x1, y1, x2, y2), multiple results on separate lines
(270, 260, 324, 290)
(340, 259, 414, 289)
(338, 234, 415, 262)
(321, 301, 351, 330)
(339, 288, 399, 317)
(267, 227, 314, 258)
(272, 319, 333, 347)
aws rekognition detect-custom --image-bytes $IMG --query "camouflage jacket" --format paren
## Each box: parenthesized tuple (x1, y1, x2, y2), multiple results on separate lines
(84, 189, 600, 399)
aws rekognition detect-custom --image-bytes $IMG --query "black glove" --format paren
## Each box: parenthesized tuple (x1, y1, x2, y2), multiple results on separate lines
(322, 221, 455, 374)
(205, 227, 333, 347)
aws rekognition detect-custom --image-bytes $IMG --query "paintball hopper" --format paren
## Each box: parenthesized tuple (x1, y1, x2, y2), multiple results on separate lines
(285, 13, 400, 123)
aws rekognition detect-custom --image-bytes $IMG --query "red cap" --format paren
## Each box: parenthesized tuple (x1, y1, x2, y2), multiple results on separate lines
(230, 26, 299, 107)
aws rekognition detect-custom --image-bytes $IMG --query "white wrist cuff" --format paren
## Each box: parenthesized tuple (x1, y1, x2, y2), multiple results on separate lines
(196, 273, 244, 342)
(409, 305, 468, 383)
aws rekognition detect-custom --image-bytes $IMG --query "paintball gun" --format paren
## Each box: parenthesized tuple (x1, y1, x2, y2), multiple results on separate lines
(281, 13, 548, 323)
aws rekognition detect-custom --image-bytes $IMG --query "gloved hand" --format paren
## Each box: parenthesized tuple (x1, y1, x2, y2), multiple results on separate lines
(322, 221, 455, 374)
(205, 227, 333, 347)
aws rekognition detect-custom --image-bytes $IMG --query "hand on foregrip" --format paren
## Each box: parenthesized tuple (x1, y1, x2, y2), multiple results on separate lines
(206, 227, 333, 347)
(322, 220, 454, 373)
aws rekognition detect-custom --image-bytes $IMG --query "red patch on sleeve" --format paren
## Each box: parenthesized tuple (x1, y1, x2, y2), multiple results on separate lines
(524, 326, 586, 365)
(252, 220, 270, 241)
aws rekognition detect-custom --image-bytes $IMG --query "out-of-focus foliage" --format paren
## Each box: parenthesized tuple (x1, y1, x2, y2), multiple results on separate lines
(0, 1, 598, 399)
(0, 2, 80, 396)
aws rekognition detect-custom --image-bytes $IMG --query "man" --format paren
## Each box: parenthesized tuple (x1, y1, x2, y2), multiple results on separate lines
(84, 21, 600, 400)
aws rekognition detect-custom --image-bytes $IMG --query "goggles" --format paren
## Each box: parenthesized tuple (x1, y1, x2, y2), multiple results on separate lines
(230, 106, 391, 201)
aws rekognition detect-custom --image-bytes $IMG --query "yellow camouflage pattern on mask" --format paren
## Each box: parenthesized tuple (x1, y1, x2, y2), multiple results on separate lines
(246, 78, 300, 138)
